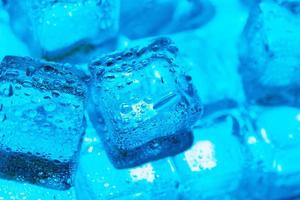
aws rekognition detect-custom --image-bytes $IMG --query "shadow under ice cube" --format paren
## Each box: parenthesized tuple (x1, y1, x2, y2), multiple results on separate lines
(239, 0, 300, 106)
(88, 38, 202, 168)
(0, 56, 87, 190)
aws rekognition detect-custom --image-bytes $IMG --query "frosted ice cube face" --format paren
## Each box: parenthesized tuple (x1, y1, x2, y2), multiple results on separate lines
(241, 106, 300, 199)
(7, 0, 119, 60)
(173, 114, 245, 199)
(120, 0, 214, 39)
(239, 1, 300, 106)
(0, 178, 76, 200)
(0, 56, 87, 190)
(88, 38, 202, 168)
(75, 140, 180, 200)
(170, 33, 245, 118)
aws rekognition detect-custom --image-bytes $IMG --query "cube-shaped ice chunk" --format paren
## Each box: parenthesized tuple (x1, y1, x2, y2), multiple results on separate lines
(120, 0, 214, 39)
(88, 38, 202, 168)
(0, 178, 76, 200)
(239, 0, 300, 106)
(173, 114, 245, 199)
(7, 0, 119, 61)
(240, 106, 300, 199)
(0, 56, 87, 190)
(170, 33, 245, 118)
(75, 138, 180, 199)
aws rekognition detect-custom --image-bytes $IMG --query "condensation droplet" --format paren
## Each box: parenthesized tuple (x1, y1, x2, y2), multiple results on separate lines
(0, 83, 13, 97)
(120, 103, 131, 114)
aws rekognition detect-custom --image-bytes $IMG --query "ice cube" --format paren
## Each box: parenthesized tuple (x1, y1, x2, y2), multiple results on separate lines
(239, 106, 300, 199)
(120, 0, 214, 39)
(0, 56, 87, 190)
(75, 138, 180, 199)
(6, 0, 119, 62)
(173, 114, 245, 199)
(0, 179, 76, 200)
(170, 32, 245, 118)
(255, 106, 300, 199)
(0, 1, 29, 61)
(239, 0, 300, 106)
(88, 38, 202, 168)
(119, 5, 247, 118)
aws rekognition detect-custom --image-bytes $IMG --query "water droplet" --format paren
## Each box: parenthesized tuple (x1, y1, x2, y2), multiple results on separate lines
(22, 80, 32, 87)
(105, 58, 115, 66)
(38, 172, 44, 176)
(0, 83, 13, 97)
(119, 103, 131, 114)
(5, 69, 19, 76)
(5, 147, 12, 152)
(43, 65, 57, 73)
(26, 66, 35, 76)
(52, 91, 60, 97)
(104, 73, 116, 79)
(53, 159, 61, 164)
(0, 113, 7, 122)
(14, 84, 22, 90)
(39, 179, 46, 184)
(53, 80, 63, 88)
(66, 178, 72, 185)
(185, 75, 192, 82)
(43, 95, 51, 99)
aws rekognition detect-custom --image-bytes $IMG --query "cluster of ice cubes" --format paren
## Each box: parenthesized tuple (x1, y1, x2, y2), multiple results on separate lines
(236, 1, 300, 199)
(0, 37, 203, 196)
(0, 0, 300, 199)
